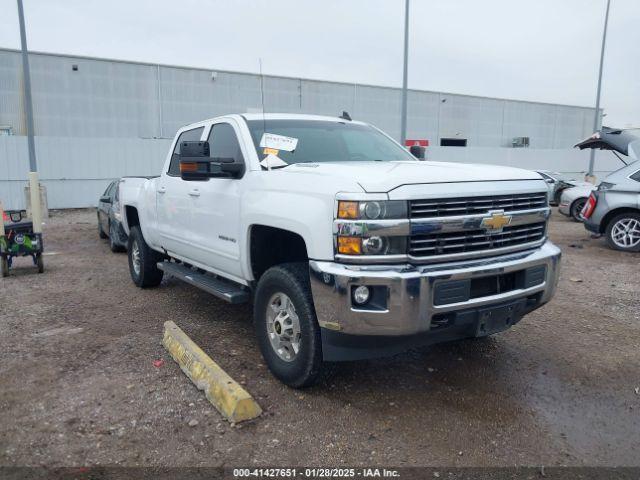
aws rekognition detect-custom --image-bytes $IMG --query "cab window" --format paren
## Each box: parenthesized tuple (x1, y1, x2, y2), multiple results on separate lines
(207, 123, 244, 163)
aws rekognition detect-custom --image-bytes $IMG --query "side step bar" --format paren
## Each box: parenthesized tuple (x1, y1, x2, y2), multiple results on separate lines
(157, 262, 250, 304)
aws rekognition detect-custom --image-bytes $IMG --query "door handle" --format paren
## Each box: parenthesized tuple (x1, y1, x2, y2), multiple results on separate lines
(157, 186, 166, 194)
(188, 189, 200, 197)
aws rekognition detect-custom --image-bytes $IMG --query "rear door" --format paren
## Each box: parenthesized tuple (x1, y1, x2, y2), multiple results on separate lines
(155, 126, 205, 256)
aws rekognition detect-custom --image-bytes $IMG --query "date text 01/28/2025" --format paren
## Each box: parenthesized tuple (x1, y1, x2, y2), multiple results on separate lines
(232, 468, 400, 478)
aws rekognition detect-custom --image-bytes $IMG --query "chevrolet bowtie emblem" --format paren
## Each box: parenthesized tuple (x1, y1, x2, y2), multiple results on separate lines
(481, 211, 512, 232)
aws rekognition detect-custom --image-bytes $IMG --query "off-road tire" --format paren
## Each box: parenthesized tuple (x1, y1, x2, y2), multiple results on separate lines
(253, 262, 331, 388)
(36, 254, 44, 273)
(570, 198, 587, 222)
(109, 221, 125, 253)
(605, 212, 640, 252)
(127, 226, 164, 288)
(1, 257, 8, 277)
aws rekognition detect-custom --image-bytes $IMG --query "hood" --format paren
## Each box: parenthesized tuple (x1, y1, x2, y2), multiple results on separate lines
(286, 161, 542, 193)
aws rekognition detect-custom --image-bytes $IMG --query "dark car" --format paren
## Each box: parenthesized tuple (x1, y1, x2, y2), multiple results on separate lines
(97, 179, 127, 252)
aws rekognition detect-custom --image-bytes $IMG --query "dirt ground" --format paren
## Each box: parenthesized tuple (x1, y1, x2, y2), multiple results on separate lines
(1, 209, 639, 468)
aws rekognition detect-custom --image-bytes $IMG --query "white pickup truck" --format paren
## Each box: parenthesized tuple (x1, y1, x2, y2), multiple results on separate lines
(120, 113, 561, 388)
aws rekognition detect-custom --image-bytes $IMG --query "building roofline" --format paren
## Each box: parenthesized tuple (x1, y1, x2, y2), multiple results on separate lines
(0, 46, 598, 111)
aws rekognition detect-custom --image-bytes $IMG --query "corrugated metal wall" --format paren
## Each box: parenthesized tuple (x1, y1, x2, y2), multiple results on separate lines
(0, 49, 596, 148)
(0, 136, 171, 209)
(0, 49, 608, 211)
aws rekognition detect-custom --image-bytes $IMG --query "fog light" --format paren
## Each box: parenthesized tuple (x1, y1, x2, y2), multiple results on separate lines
(353, 285, 370, 305)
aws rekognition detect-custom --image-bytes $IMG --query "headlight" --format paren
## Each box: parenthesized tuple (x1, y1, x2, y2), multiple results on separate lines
(362, 236, 406, 255)
(337, 200, 407, 220)
(597, 182, 615, 191)
(337, 235, 407, 255)
(335, 200, 409, 257)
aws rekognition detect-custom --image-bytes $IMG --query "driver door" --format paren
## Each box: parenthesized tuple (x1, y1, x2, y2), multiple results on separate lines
(186, 121, 245, 279)
(156, 126, 204, 257)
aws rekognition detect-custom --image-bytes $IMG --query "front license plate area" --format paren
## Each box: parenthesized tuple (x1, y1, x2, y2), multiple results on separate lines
(476, 303, 517, 337)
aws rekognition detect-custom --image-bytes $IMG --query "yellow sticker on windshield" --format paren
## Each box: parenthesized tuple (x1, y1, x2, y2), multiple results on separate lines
(263, 148, 279, 156)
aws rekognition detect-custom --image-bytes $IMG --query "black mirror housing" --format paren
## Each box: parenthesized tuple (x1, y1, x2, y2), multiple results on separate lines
(179, 141, 244, 180)
(409, 145, 426, 160)
(100, 195, 112, 204)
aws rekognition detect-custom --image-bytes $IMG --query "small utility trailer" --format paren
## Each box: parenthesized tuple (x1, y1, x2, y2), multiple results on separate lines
(1, 209, 44, 277)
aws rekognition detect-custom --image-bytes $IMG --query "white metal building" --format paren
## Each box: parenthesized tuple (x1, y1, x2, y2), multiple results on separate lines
(1, 48, 613, 210)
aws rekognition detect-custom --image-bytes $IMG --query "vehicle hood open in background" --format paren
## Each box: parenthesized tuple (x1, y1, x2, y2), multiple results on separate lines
(288, 161, 541, 193)
(575, 127, 640, 161)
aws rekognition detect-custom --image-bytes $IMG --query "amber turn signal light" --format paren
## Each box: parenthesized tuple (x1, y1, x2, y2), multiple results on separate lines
(337, 236, 362, 255)
(337, 201, 358, 219)
(179, 162, 198, 173)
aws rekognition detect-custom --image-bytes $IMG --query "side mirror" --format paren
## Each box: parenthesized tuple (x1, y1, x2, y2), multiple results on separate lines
(179, 141, 245, 180)
(100, 195, 112, 204)
(409, 145, 426, 160)
(545, 178, 555, 184)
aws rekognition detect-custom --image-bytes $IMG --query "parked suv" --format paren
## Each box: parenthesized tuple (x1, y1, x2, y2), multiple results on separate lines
(120, 114, 561, 387)
(576, 128, 640, 252)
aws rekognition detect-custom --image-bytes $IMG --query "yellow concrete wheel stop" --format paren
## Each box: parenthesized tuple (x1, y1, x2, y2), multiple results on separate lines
(162, 321, 262, 423)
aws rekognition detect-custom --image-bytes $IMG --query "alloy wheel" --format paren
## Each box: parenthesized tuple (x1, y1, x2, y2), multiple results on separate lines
(265, 292, 301, 362)
(611, 218, 640, 249)
(131, 241, 141, 275)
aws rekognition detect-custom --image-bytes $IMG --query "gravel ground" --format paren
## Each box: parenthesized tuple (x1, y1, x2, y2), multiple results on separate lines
(0, 208, 639, 468)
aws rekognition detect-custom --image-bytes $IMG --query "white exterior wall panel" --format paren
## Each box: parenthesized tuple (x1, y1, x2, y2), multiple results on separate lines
(301, 80, 354, 117)
(0, 49, 609, 211)
(354, 85, 402, 140)
(0, 48, 596, 147)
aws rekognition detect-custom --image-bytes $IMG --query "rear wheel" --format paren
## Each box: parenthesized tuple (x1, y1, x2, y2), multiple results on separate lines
(36, 254, 44, 273)
(570, 198, 587, 222)
(127, 226, 164, 287)
(1, 257, 8, 277)
(253, 262, 329, 388)
(605, 213, 640, 252)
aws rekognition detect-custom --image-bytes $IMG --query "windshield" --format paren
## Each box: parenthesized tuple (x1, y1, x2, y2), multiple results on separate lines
(246, 119, 416, 164)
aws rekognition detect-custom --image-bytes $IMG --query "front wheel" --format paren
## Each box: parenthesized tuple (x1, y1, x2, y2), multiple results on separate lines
(253, 263, 329, 388)
(605, 213, 640, 252)
(127, 226, 164, 287)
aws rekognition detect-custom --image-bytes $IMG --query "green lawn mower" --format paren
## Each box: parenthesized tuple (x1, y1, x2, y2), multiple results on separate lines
(1, 209, 44, 277)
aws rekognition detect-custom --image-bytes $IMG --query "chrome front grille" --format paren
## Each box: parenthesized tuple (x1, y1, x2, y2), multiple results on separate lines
(410, 193, 548, 219)
(410, 222, 546, 257)
(408, 191, 549, 261)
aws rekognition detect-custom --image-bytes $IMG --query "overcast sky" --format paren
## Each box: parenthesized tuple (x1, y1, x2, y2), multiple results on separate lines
(1, 0, 638, 127)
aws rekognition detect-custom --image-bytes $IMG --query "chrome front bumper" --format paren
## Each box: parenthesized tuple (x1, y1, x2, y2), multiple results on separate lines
(309, 241, 561, 337)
